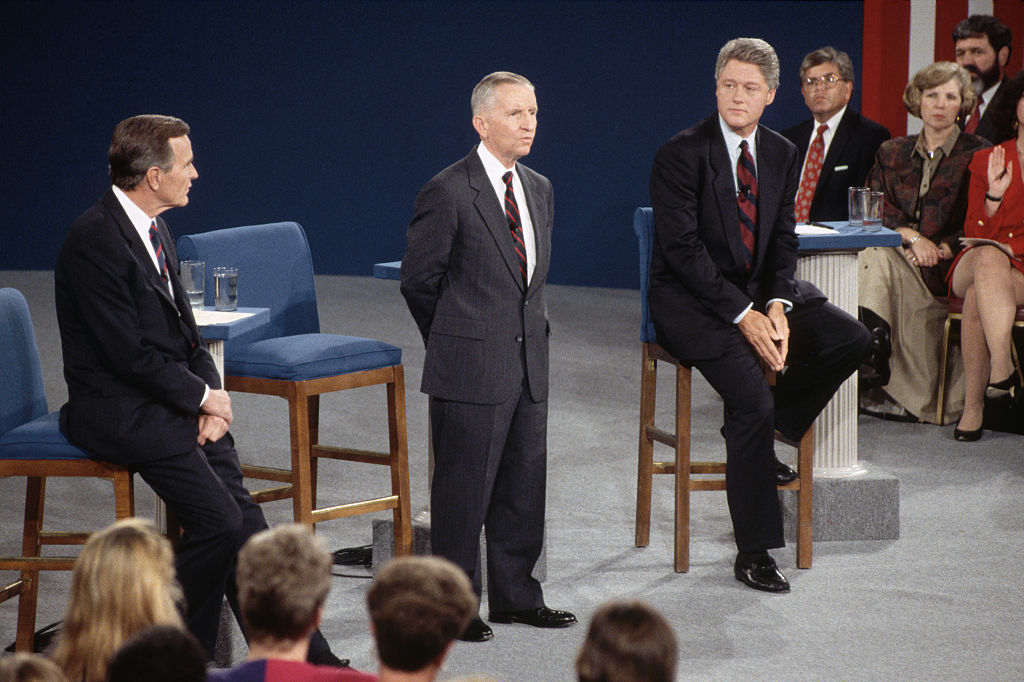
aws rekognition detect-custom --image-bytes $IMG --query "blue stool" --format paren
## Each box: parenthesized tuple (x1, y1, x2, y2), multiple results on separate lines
(0, 288, 135, 651)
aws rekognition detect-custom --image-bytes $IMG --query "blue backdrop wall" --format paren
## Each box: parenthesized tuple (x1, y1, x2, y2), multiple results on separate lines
(1, 0, 862, 289)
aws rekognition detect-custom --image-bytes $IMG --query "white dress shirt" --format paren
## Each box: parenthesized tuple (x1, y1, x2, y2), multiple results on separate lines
(476, 143, 537, 285)
(798, 105, 846, 185)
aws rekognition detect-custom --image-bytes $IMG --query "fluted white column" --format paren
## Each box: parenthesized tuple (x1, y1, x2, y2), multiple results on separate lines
(796, 252, 866, 477)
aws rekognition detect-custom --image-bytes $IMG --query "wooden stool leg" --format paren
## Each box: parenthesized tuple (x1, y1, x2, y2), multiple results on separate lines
(636, 347, 656, 548)
(936, 314, 954, 425)
(388, 367, 412, 557)
(289, 388, 315, 526)
(796, 427, 814, 569)
(308, 394, 320, 512)
(674, 366, 692, 573)
(16, 476, 45, 652)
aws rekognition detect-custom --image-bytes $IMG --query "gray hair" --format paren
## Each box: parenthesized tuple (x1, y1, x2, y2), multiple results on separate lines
(799, 46, 854, 84)
(715, 38, 780, 90)
(471, 71, 534, 115)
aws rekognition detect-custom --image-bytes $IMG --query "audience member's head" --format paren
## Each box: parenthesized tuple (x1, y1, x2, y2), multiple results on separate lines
(797, 47, 855, 123)
(0, 653, 67, 682)
(236, 524, 332, 654)
(952, 14, 1012, 91)
(367, 556, 476, 679)
(51, 518, 183, 682)
(903, 61, 976, 121)
(575, 600, 677, 682)
(986, 70, 1024, 143)
(106, 625, 207, 682)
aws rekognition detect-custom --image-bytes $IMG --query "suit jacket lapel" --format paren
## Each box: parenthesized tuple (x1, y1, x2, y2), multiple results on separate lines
(519, 167, 549, 293)
(753, 127, 782, 270)
(102, 191, 200, 344)
(467, 149, 527, 291)
(819, 110, 853, 185)
(709, 122, 749, 272)
(102, 192, 178, 311)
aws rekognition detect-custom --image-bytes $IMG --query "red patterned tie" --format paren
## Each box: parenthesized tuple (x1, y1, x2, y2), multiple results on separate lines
(794, 124, 827, 223)
(736, 140, 757, 271)
(502, 171, 527, 284)
(964, 94, 983, 134)
(148, 220, 168, 282)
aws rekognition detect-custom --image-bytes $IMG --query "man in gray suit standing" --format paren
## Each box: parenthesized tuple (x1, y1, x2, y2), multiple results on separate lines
(401, 71, 576, 643)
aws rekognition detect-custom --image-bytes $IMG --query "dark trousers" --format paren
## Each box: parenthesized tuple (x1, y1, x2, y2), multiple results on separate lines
(693, 301, 870, 553)
(135, 433, 333, 660)
(429, 382, 547, 613)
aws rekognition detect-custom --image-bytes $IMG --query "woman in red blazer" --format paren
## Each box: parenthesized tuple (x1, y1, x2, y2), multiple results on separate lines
(947, 72, 1024, 440)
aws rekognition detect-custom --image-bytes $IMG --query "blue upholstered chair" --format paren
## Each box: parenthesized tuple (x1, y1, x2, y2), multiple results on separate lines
(0, 288, 136, 652)
(632, 207, 813, 572)
(177, 222, 411, 556)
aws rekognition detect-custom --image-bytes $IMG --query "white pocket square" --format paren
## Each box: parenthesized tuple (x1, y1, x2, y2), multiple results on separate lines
(834, 165, 849, 172)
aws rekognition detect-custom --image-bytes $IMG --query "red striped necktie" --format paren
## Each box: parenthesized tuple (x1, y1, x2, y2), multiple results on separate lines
(736, 140, 758, 271)
(502, 171, 527, 285)
(794, 124, 827, 223)
(148, 220, 168, 282)
(964, 94, 983, 134)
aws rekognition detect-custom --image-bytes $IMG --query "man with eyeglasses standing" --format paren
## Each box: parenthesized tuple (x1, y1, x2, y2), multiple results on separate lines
(782, 47, 890, 223)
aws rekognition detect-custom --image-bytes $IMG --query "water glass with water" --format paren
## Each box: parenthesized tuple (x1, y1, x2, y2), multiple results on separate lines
(214, 267, 238, 311)
(180, 260, 205, 309)
(862, 191, 884, 231)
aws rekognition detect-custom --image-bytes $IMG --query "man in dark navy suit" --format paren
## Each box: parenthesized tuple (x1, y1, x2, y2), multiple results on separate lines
(55, 115, 341, 664)
(782, 47, 890, 222)
(649, 39, 870, 592)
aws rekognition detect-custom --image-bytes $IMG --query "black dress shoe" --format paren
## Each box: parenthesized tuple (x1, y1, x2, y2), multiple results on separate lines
(953, 420, 983, 442)
(987, 372, 1021, 400)
(488, 606, 578, 628)
(459, 616, 493, 642)
(734, 553, 790, 593)
(306, 648, 350, 667)
(774, 458, 798, 485)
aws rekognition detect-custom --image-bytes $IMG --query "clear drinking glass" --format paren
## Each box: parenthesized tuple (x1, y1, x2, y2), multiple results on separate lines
(180, 260, 205, 309)
(213, 267, 238, 311)
(861, 191, 884, 231)
(848, 186, 868, 226)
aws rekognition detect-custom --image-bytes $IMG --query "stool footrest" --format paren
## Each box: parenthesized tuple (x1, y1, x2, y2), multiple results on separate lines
(312, 445, 392, 466)
(311, 495, 399, 523)
(0, 556, 78, 571)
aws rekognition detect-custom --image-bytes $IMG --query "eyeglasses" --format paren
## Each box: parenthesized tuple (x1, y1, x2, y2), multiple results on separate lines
(802, 74, 845, 90)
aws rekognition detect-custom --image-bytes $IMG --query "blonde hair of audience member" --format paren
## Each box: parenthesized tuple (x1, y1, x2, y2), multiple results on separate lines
(575, 600, 677, 682)
(0, 653, 68, 682)
(903, 61, 976, 122)
(50, 519, 183, 682)
(367, 556, 476, 680)
(236, 524, 332, 660)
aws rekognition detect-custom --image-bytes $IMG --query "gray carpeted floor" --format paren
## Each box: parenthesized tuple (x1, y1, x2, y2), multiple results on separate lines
(2, 270, 1023, 680)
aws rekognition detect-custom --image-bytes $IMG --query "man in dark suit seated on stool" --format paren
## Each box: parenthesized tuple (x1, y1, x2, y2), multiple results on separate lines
(782, 46, 890, 223)
(54, 115, 343, 665)
(649, 38, 871, 592)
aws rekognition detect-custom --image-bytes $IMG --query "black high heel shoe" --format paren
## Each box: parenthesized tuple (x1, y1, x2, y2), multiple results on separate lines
(986, 372, 1021, 400)
(953, 420, 983, 442)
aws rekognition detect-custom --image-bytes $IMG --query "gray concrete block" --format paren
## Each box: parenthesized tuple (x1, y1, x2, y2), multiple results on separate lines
(781, 461, 900, 541)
